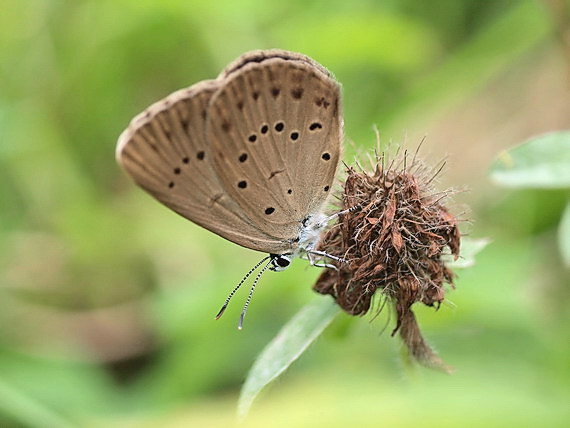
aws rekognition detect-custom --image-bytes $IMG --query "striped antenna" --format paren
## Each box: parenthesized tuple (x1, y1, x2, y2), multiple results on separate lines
(215, 255, 270, 320)
(238, 258, 274, 330)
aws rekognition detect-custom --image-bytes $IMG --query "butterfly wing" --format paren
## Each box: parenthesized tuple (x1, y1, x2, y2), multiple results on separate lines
(219, 49, 333, 81)
(206, 51, 342, 242)
(116, 80, 291, 253)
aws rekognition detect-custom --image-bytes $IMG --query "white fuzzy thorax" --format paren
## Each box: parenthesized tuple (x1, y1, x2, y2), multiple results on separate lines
(295, 212, 329, 258)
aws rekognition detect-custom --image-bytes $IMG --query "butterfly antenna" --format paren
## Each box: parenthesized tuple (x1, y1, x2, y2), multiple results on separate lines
(238, 258, 273, 330)
(215, 255, 270, 320)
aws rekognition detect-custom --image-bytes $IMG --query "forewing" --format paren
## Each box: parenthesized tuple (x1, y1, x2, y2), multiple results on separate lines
(206, 54, 342, 241)
(116, 80, 290, 253)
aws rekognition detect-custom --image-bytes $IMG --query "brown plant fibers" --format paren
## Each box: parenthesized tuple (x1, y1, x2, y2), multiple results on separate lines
(314, 151, 460, 372)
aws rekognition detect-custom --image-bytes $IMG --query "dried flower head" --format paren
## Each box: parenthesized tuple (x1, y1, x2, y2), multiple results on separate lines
(314, 146, 461, 372)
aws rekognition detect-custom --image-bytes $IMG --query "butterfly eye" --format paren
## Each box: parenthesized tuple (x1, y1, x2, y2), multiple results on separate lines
(275, 255, 291, 268)
(269, 254, 292, 271)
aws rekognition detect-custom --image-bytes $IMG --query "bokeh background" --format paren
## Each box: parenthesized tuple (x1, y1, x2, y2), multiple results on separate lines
(1, 0, 569, 426)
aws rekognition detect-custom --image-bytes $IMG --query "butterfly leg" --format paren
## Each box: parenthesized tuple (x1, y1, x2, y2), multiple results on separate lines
(308, 249, 346, 264)
(307, 251, 338, 271)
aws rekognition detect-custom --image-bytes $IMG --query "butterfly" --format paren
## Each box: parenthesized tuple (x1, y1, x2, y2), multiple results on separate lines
(116, 49, 345, 327)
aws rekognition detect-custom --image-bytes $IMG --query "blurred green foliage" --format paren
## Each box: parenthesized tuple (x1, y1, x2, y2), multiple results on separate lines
(1, 0, 569, 426)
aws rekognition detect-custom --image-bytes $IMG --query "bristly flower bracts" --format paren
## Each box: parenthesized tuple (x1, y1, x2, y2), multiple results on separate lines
(314, 147, 461, 372)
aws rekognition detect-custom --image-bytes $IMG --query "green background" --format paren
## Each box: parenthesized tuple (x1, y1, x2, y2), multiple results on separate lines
(1, 0, 569, 426)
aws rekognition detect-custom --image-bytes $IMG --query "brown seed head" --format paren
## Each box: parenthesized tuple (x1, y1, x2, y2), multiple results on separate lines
(314, 150, 461, 372)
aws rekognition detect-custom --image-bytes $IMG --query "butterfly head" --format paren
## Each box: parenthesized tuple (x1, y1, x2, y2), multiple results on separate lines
(269, 253, 292, 272)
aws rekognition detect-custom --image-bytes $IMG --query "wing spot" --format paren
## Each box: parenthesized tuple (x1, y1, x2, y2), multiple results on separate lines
(197, 151, 205, 160)
(182, 157, 189, 164)
(174, 167, 181, 175)
(248, 134, 257, 143)
(239, 153, 248, 162)
(260, 124, 269, 134)
(201, 109, 207, 120)
(237, 101, 244, 110)
(210, 193, 223, 205)
(181, 118, 190, 131)
(274, 122, 284, 132)
(168, 181, 175, 188)
(290, 132, 299, 141)
(315, 97, 330, 108)
(271, 87, 280, 97)
(309, 122, 323, 131)
(291, 88, 304, 99)
(287, 189, 293, 194)
(322, 152, 331, 161)
(238, 180, 247, 189)
(221, 121, 231, 132)
(252, 91, 260, 100)
(265, 207, 275, 215)
(268, 169, 285, 180)
(324, 185, 330, 192)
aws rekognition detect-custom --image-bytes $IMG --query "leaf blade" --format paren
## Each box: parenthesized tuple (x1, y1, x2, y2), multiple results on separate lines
(444, 237, 491, 269)
(0, 378, 75, 428)
(238, 297, 340, 419)
(558, 200, 570, 268)
(490, 131, 570, 189)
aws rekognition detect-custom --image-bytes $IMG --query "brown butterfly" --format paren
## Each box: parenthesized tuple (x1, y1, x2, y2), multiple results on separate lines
(116, 50, 345, 327)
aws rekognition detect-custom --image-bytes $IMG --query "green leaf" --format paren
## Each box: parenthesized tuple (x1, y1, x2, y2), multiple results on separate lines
(558, 200, 570, 268)
(445, 237, 491, 269)
(238, 297, 340, 419)
(0, 378, 74, 428)
(490, 131, 570, 189)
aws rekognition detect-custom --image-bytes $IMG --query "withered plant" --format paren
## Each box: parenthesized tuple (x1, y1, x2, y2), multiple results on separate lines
(315, 147, 461, 372)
